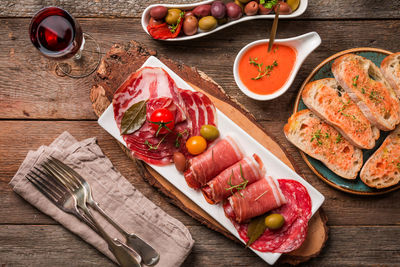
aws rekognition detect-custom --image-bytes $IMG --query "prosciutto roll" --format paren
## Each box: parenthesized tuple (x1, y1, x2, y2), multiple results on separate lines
(184, 135, 244, 189)
(224, 177, 286, 223)
(202, 154, 266, 204)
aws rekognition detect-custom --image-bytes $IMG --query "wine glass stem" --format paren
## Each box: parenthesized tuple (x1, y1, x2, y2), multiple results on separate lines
(74, 34, 86, 60)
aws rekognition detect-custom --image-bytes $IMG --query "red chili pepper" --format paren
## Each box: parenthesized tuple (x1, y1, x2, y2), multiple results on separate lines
(147, 13, 184, 40)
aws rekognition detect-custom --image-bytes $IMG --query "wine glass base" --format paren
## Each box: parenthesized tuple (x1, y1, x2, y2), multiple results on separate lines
(57, 33, 100, 78)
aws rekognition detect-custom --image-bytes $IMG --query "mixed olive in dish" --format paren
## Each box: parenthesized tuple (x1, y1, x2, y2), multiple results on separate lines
(146, 0, 300, 39)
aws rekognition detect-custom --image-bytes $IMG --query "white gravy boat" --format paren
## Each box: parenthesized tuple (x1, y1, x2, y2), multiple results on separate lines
(142, 0, 308, 41)
(233, 31, 321, 100)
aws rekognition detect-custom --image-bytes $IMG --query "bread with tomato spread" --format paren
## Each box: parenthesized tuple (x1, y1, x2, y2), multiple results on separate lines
(360, 125, 400, 188)
(380, 52, 400, 98)
(284, 109, 363, 179)
(302, 78, 380, 149)
(332, 53, 400, 131)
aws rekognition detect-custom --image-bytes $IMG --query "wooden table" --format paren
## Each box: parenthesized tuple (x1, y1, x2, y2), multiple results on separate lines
(1, 1, 400, 266)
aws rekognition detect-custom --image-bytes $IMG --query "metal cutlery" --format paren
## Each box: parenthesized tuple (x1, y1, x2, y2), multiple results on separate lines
(26, 163, 142, 267)
(46, 157, 160, 266)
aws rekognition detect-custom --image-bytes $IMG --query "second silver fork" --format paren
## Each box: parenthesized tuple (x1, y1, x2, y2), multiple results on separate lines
(45, 157, 160, 266)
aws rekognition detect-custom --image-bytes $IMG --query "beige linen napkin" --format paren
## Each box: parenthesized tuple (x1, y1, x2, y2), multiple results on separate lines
(10, 131, 194, 266)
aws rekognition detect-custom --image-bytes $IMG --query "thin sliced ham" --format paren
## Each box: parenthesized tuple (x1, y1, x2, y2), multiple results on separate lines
(113, 67, 217, 165)
(179, 89, 217, 136)
(231, 179, 312, 253)
(224, 176, 286, 223)
(184, 135, 244, 189)
(113, 67, 187, 129)
(202, 154, 265, 204)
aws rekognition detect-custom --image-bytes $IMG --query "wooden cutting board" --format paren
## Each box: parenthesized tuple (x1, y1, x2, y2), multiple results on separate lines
(90, 41, 328, 265)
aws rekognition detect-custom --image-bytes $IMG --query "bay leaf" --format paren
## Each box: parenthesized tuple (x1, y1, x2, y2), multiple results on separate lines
(246, 215, 267, 247)
(120, 100, 147, 135)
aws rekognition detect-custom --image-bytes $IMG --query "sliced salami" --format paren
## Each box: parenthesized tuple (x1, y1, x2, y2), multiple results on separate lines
(113, 67, 217, 165)
(227, 179, 311, 253)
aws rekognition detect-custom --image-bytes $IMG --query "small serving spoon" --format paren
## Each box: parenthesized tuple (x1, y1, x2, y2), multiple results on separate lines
(268, 3, 280, 52)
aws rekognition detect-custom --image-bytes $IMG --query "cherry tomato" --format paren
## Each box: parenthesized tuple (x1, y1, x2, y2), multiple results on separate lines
(149, 108, 175, 135)
(186, 136, 207, 155)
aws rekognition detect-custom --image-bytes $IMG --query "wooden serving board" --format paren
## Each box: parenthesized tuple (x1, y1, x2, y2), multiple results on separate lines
(90, 41, 328, 265)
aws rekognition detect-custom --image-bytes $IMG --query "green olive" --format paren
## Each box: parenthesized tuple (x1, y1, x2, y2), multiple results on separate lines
(200, 125, 220, 141)
(198, 16, 217, 31)
(165, 8, 182, 25)
(265, 214, 285, 230)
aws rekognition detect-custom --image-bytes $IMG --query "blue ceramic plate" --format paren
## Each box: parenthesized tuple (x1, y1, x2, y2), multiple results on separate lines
(293, 47, 400, 195)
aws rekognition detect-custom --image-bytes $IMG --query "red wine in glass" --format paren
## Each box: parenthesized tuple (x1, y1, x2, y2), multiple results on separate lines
(29, 7, 100, 77)
(30, 7, 83, 60)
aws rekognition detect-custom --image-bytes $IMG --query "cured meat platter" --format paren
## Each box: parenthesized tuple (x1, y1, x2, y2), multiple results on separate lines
(90, 41, 328, 265)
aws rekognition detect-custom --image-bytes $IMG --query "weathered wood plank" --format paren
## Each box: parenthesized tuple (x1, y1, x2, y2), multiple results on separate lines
(1, 120, 399, 227)
(1, 18, 400, 120)
(0, 224, 399, 266)
(1, 0, 400, 19)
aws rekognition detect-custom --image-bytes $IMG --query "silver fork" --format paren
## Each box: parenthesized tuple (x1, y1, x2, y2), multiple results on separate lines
(26, 166, 142, 267)
(46, 157, 160, 266)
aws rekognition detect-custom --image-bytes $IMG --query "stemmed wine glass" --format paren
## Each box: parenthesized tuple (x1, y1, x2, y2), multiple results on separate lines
(29, 7, 100, 78)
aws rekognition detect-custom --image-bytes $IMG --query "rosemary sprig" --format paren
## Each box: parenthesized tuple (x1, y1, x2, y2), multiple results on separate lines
(145, 134, 168, 150)
(225, 165, 248, 197)
(249, 57, 278, 80)
(175, 129, 188, 148)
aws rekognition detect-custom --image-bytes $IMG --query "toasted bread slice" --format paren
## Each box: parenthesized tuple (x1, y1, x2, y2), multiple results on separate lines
(360, 125, 400, 188)
(380, 52, 400, 98)
(332, 53, 400, 131)
(284, 109, 363, 179)
(302, 78, 380, 149)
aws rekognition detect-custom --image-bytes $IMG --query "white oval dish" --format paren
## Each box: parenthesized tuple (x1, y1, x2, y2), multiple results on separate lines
(233, 32, 321, 101)
(142, 0, 308, 41)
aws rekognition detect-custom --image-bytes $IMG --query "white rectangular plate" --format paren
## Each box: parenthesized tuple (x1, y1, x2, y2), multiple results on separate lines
(98, 56, 325, 265)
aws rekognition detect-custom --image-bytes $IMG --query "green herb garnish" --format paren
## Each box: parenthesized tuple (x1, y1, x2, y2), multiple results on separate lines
(225, 165, 248, 197)
(361, 88, 366, 94)
(169, 12, 184, 33)
(352, 75, 359, 87)
(336, 133, 342, 143)
(310, 129, 323, 145)
(260, 0, 278, 9)
(397, 162, 400, 171)
(369, 90, 383, 104)
(145, 134, 168, 150)
(175, 129, 188, 148)
(249, 57, 278, 80)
